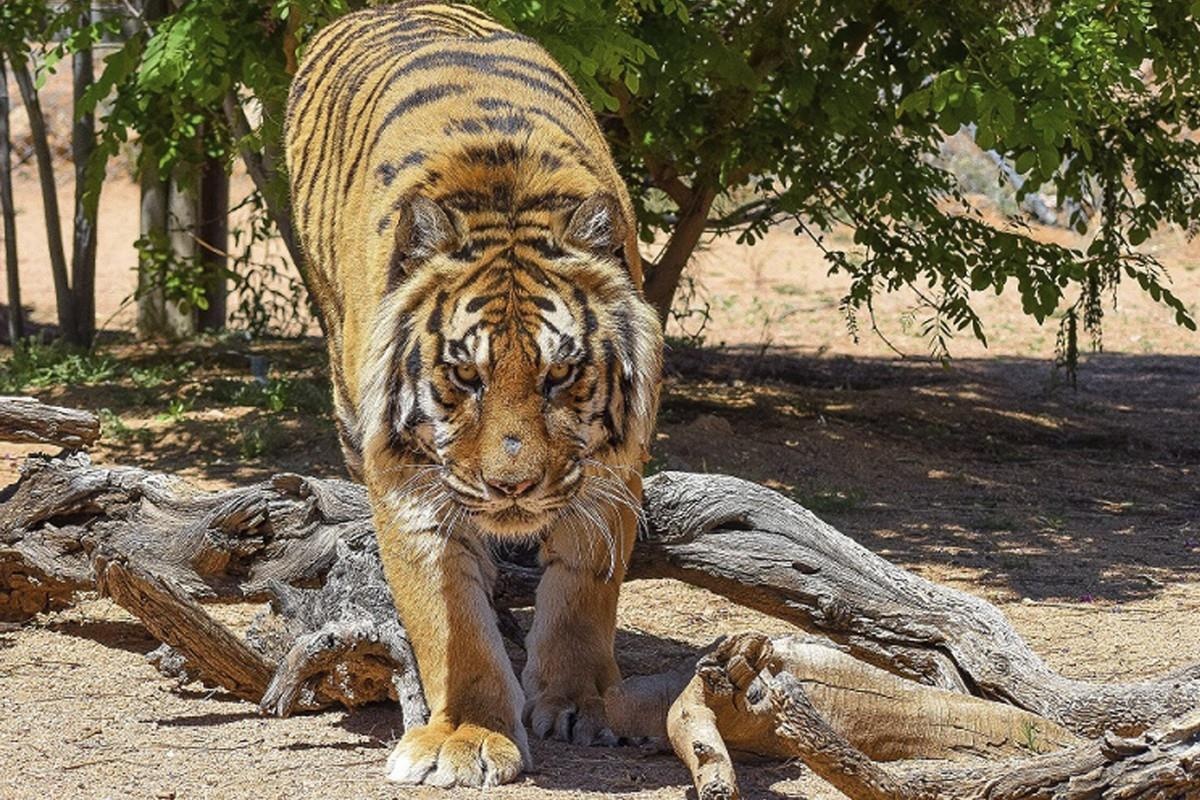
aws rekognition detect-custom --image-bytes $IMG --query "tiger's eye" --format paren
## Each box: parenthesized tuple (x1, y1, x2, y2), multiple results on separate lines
(547, 362, 573, 384)
(453, 363, 480, 386)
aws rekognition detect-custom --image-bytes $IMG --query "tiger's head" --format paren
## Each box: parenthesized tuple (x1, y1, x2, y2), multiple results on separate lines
(362, 190, 662, 538)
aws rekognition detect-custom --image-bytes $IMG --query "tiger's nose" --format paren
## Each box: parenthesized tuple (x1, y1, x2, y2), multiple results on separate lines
(486, 477, 537, 497)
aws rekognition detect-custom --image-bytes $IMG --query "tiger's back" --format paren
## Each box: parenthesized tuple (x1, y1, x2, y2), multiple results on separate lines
(286, 3, 641, 473)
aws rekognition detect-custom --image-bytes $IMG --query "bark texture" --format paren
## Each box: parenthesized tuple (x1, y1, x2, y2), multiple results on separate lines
(0, 397, 100, 448)
(768, 671, 1200, 800)
(634, 472, 1200, 737)
(0, 54, 22, 344)
(676, 633, 1200, 800)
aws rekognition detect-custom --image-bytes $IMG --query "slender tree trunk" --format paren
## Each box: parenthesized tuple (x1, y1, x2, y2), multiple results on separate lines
(0, 55, 23, 344)
(135, 0, 186, 340)
(136, 158, 171, 339)
(11, 61, 74, 341)
(197, 153, 228, 331)
(136, 167, 202, 339)
(164, 169, 198, 337)
(70, 8, 98, 347)
(644, 185, 718, 324)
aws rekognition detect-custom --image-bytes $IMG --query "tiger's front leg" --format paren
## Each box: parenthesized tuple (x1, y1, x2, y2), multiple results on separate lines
(521, 480, 640, 745)
(375, 502, 531, 787)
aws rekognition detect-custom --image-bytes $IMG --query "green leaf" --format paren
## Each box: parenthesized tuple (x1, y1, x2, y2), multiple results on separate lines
(623, 67, 640, 95)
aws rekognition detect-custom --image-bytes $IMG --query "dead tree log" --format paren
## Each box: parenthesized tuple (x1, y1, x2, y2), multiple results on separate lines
(0, 397, 100, 448)
(1, 455, 1197, 742)
(95, 551, 276, 703)
(0, 454, 375, 620)
(651, 634, 1080, 764)
(634, 472, 1200, 737)
(673, 633, 1200, 800)
(768, 671, 1200, 800)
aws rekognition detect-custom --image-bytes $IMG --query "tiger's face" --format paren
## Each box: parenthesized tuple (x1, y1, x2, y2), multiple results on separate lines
(368, 193, 662, 537)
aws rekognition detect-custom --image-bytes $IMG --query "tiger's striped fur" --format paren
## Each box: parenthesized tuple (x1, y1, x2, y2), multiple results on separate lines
(286, 2, 662, 788)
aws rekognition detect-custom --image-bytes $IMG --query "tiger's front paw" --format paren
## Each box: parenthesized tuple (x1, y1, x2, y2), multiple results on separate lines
(524, 691, 619, 746)
(385, 720, 528, 787)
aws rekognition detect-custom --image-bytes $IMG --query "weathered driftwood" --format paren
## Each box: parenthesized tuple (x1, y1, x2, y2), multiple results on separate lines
(635, 473, 1200, 737)
(676, 633, 1200, 800)
(769, 671, 1200, 800)
(2, 454, 1197, 743)
(0, 396, 99, 448)
(0, 453, 376, 620)
(655, 634, 1079, 765)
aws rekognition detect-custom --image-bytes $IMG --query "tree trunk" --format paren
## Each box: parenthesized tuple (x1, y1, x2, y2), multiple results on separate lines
(643, 185, 718, 324)
(0, 54, 23, 344)
(136, 158, 171, 338)
(11, 61, 74, 341)
(69, 10, 98, 347)
(223, 91, 325, 335)
(197, 152, 228, 331)
(222, 94, 307, 287)
(134, 0, 186, 341)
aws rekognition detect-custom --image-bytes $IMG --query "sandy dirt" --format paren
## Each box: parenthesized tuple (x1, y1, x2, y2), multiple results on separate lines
(2, 78, 1199, 798)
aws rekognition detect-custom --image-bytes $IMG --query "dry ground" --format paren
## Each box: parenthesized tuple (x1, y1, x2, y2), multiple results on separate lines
(2, 160, 1199, 797)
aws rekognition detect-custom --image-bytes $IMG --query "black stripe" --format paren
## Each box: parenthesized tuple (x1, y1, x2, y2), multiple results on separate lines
(406, 339, 423, 386)
(518, 190, 585, 212)
(462, 140, 523, 167)
(427, 291, 448, 333)
(521, 237, 567, 259)
(371, 83, 469, 150)
(382, 48, 591, 118)
(444, 113, 534, 136)
(466, 294, 498, 313)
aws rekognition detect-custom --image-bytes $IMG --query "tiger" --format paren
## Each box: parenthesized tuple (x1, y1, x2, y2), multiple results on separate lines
(284, 2, 663, 788)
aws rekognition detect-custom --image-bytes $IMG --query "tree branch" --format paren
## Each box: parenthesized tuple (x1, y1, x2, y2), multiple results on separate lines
(0, 396, 99, 448)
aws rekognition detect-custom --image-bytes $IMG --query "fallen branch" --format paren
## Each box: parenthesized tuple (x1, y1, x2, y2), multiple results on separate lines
(635, 473, 1200, 736)
(673, 633, 1200, 800)
(769, 669, 1200, 800)
(0, 396, 99, 448)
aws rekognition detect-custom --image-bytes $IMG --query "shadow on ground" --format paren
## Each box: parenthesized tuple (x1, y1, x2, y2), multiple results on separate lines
(660, 345, 1200, 602)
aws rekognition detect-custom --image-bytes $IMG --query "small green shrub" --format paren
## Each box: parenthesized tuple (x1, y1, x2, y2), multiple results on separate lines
(0, 342, 118, 392)
(237, 417, 290, 459)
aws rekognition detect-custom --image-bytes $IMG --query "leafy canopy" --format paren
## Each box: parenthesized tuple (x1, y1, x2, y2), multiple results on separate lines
(9, 0, 1199, 360)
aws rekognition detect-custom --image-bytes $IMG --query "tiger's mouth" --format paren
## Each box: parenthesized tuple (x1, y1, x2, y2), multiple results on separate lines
(446, 483, 577, 537)
(475, 504, 555, 536)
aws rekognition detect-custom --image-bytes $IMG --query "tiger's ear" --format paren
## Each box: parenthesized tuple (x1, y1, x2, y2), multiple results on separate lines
(394, 195, 461, 262)
(562, 192, 624, 257)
